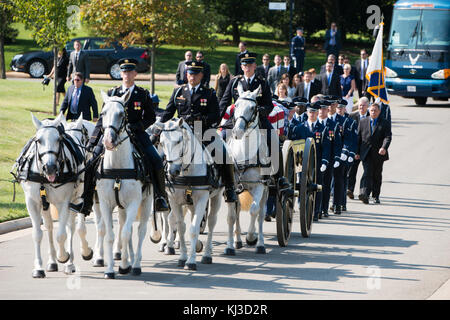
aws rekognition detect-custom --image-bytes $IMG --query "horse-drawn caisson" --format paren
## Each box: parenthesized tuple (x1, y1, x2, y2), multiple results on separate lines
(10, 55, 322, 279)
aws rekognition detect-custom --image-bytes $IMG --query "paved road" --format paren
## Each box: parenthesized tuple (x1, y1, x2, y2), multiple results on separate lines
(0, 95, 449, 300)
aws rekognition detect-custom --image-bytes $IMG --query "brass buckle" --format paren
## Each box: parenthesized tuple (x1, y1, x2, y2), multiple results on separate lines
(114, 179, 121, 191)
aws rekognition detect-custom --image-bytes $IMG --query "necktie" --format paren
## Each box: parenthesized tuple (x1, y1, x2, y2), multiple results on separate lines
(70, 87, 79, 114)
(277, 66, 280, 78)
(75, 52, 79, 66)
(370, 119, 375, 135)
(247, 78, 251, 88)
(327, 73, 332, 85)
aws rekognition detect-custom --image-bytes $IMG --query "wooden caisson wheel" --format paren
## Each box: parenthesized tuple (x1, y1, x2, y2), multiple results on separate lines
(275, 140, 296, 247)
(299, 138, 318, 238)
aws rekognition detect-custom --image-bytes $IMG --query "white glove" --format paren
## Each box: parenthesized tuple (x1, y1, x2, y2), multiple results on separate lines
(348, 156, 354, 163)
(320, 164, 327, 172)
(340, 153, 348, 161)
(333, 161, 340, 168)
(150, 123, 162, 135)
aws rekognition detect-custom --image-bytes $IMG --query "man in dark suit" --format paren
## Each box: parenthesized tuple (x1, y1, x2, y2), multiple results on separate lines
(234, 41, 248, 76)
(283, 55, 297, 81)
(67, 40, 90, 83)
(320, 54, 343, 76)
(356, 102, 392, 204)
(347, 97, 370, 199)
(324, 22, 342, 58)
(175, 51, 192, 85)
(60, 72, 98, 121)
(255, 53, 271, 79)
(320, 62, 342, 97)
(195, 51, 211, 87)
(294, 70, 321, 101)
(354, 49, 369, 98)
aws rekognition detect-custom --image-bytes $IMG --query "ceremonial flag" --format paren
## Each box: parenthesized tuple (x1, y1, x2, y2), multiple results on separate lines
(366, 22, 389, 104)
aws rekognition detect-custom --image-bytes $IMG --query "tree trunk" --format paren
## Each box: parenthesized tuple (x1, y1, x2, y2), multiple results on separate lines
(0, 35, 5, 79)
(150, 41, 156, 95)
(232, 22, 240, 44)
(53, 46, 58, 116)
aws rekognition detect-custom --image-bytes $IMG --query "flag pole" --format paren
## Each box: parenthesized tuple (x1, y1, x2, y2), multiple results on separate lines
(378, 18, 384, 100)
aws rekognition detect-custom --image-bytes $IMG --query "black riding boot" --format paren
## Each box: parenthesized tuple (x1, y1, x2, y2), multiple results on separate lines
(70, 160, 96, 216)
(222, 164, 237, 202)
(153, 167, 169, 212)
(274, 146, 290, 189)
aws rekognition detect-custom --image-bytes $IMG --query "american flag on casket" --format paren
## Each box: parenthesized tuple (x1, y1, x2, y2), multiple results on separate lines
(219, 101, 288, 137)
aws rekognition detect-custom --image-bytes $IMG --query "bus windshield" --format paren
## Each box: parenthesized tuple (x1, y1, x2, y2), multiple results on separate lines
(389, 9, 450, 49)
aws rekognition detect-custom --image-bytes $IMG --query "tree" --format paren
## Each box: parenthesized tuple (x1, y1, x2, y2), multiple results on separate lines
(8, 0, 83, 115)
(0, 0, 18, 79)
(201, 0, 267, 44)
(82, 0, 217, 94)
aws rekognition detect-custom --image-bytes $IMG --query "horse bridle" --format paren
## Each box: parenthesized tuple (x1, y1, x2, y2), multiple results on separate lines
(234, 96, 259, 131)
(162, 126, 196, 172)
(102, 99, 129, 148)
(34, 125, 64, 174)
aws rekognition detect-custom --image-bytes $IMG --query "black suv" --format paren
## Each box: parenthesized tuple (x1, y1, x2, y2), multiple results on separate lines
(10, 37, 150, 80)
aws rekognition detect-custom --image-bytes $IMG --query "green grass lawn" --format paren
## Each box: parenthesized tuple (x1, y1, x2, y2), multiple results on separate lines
(0, 79, 174, 223)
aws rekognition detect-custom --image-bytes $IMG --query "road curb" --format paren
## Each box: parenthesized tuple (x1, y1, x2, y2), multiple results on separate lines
(0, 217, 33, 235)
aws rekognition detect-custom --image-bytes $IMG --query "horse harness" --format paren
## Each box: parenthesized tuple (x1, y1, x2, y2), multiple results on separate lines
(11, 123, 86, 210)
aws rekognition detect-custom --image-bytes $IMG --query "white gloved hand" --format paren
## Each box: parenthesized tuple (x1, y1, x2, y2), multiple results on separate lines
(333, 161, 340, 168)
(320, 164, 327, 172)
(150, 123, 162, 135)
(348, 156, 354, 163)
(340, 153, 348, 161)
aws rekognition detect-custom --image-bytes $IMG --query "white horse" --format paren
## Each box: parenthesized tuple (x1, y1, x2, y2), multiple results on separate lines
(96, 90, 155, 279)
(63, 116, 96, 267)
(223, 84, 270, 254)
(15, 113, 87, 277)
(153, 118, 233, 270)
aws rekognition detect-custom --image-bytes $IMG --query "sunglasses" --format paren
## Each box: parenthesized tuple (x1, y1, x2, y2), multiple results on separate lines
(74, 78, 82, 82)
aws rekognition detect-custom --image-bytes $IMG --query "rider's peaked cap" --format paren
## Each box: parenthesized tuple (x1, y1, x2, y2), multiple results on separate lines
(118, 58, 138, 71)
(185, 60, 204, 74)
(239, 52, 257, 65)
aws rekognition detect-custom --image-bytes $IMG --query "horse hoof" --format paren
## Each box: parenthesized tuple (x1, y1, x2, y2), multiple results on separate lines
(246, 236, 257, 246)
(174, 241, 180, 249)
(82, 248, 94, 261)
(57, 253, 70, 264)
(196, 241, 203, 253)
(256, 246, 266, 254)
(150, 230, 162, 243)
(118, 265, 131, 275)
(131, 268, 142, 276)
(235, 241, 243, 249)
(113, 252, 121, 261)
(93, 259, 104, 267)
(201, 256, 212, 264)
(158, 243, 167, 252)
(185, 263, 197, 271)
(46, 263, 58, 272)
(164, 247, 175, 255)
(178, 259, 186, 267)
(64, 265, 76, 275)
(104, 272, 115, 279)
(32, 270, 46, 278)
(224, 248, 236, 256)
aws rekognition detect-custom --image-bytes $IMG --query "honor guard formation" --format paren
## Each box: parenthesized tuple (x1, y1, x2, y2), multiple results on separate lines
(12, 24, 393, 279)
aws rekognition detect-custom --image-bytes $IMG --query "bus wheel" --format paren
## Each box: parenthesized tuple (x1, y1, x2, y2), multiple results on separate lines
(414, 97, 427, 106)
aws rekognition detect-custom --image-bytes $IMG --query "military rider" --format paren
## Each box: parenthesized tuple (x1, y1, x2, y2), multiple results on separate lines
(71, 58, 169, 215)
(219, 52, 289, 189)
(158, 60, 238, 203)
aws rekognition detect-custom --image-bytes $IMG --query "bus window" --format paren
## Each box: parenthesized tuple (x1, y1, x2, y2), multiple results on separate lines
(389, 9, 422, 48)
(418, 10, 450, 47)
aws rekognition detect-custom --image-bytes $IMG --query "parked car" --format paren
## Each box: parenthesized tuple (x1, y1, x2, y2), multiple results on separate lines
(10, 37, 150, 80)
